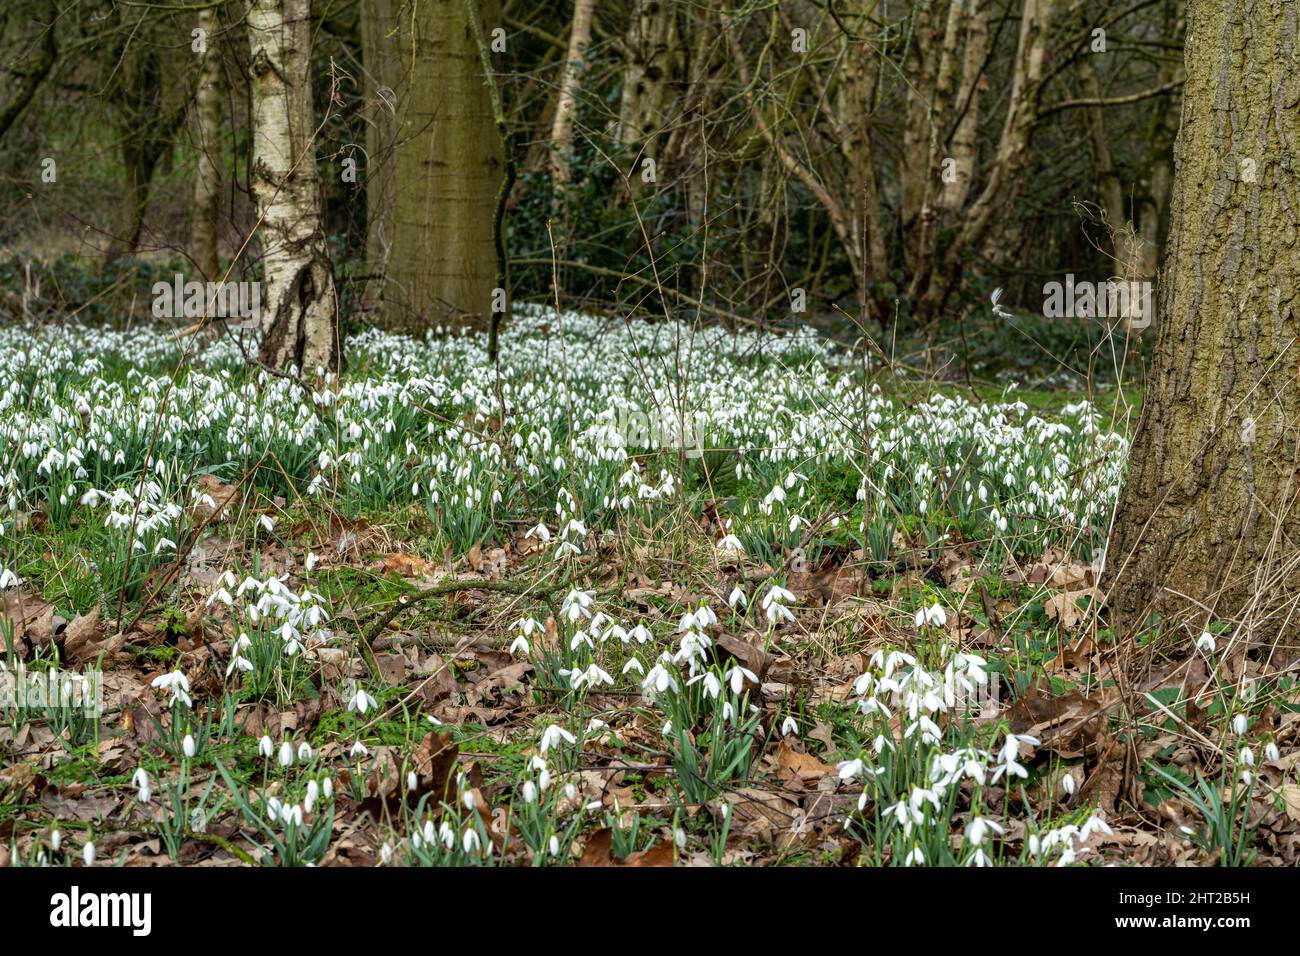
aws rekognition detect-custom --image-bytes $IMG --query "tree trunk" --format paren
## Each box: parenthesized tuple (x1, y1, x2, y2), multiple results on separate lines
(549, 0, 596, 187)
(247, 0, 341, 374)
(617, 0, 677, 154)
(382, 0, 505, 331)
(1104, 0, 1300, 640)
(359, 0, 402, 316)
(0, 0, 57, 143)
(191, 5, 223, 281)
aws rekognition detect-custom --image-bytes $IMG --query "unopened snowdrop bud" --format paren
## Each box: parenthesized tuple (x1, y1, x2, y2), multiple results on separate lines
(1232, 714, 1248, 735)
(521, 780, 538, 804)
(462, 791, 476, 811)
(322, 776, 333, 798)
(381, 842, 393, 864)
(306, 780, 320, 803)
(549, 835, 560, 857)
(407, 771, 418, 792)
(674, 828, 686, 849)
(83, 841, 95, 866)
(1238, 747, 1255, 767)
(259, 735, 274, 758)
(182, 734, 196, 758)
(51, 829, 61, 852)
(278, 741, 294, 767)
(1265, 742, 1280, 762)
(1061, 773, 1077, 796)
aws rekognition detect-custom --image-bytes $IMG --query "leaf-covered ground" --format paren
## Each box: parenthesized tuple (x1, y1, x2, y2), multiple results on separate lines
(2, 309, 1297, 867)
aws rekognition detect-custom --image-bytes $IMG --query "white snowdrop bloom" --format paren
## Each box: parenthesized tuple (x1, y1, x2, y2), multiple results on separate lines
(728, 585, 747, 608)
(965, 816, 1003, 846)
(1232, 714, 1248, 735)
(1265, 742, 1280, 762)
(539, 724, 576, 753)
(716, 534, 744, 552)
(83, 841, 95, 866)
(509, 635, 530, 656)
(151, 669, 193, 709)
(348, 688, 378, 714)
(1195, 631, 1216, 653)
(350, 741, 369, 758)
(182, 735, 196, 758)
(781, 716, 799, 736)
(278, 742, 294, 767)
(725, 666, 757, 694)
(257, 514, 276, 532)
(297, 742, 313, 761)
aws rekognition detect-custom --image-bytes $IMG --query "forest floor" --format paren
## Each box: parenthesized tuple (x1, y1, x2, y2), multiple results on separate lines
(1, 307, 1297, 867)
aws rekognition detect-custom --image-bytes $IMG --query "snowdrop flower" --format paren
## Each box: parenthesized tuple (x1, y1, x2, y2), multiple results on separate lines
(381, 842, 393, 864)
(305, 552, 319, 572)
(407, 771, 419, 791)
(1195, 631, 1216, 653)
(257, 514, 276, 532)
(348, 687, 378, 714)
(837, 758, 865, 781)
(726, 665, 758, 694)
(1265, 742, 1280, 762)
(716, 534, 744, 552)
(728, 585, 747, 609)
(151, 669, 192, 709)
(914, 603, 947, 629)
(297, 742, 313, 761)
(133, 768, 152, 803)
(1061, 773, 1077, 796)
(965, 816, 1003, 846)
(51, 829, 61, 853)
(182, 734, 196, 758)
(1238, 746, 1255, 767)
(350, 741, 369, 758)
(539, 724, 576, 753)
(1232, 714, 1248, 735)
(509, 635, 530, 656)
(781, 716, 799, 736)
(259, 735, 274, 758)
(83, 841, 95, 866)
(278, 741, 294, 767)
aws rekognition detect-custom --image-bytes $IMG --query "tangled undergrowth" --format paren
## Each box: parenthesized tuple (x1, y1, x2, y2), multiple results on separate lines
(1, 308, 1296, 867)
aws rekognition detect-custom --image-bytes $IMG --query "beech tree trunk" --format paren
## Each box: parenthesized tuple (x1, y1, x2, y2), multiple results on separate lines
(191, 5, 223, 281)
(1104, 0, 1300, 640)
(378, 0, 505, 331)
(247, 0, 341, 373)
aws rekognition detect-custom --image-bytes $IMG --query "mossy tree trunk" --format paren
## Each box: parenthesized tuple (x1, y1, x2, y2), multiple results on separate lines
(1104, 0, 1300, 640)
(380, 0, 505, 332)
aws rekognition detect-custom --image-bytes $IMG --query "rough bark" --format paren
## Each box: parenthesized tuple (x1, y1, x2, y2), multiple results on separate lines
(191, 5, 223, 281)
(381, 0, 505, 331)
(247, 0, 341, 373)
(1104, 0, 1300, 640)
